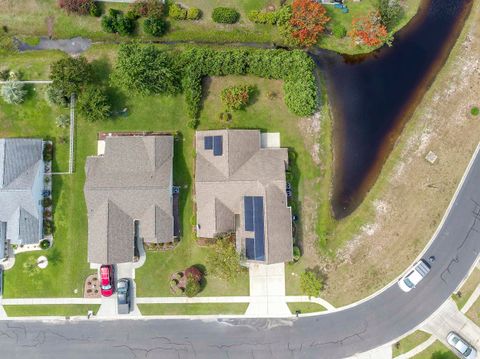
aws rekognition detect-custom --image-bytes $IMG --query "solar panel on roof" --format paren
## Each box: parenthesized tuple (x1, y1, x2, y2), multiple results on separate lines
(204, 136, 213, 150)
(245, 238, 255, 260)
(213, 136, 223, 156)
(253, 197, 265, 261)
(244, 196, 254, 231)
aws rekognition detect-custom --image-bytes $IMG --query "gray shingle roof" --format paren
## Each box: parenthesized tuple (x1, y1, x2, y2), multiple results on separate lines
(84, 136, 174, 265)
(195, 130, 293, 264)
(0, 138, 44, 252)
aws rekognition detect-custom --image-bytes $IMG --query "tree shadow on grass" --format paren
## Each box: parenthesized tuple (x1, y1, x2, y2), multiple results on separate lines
(90, 57, 112, 85)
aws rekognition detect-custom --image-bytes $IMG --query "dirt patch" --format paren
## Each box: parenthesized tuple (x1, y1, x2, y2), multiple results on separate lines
(322, 3, 480, 306)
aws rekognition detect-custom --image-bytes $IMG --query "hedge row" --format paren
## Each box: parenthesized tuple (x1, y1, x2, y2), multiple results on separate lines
(178, 48, 317, 118)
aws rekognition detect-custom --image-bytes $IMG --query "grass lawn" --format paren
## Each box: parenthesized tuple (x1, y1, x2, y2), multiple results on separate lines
(287, 302, 326, 314)
(138, 303, 248, 315)
(452, 268, 480, 310)
(466, 296, 480, 327)
(393, 331, 431, 357)
(412, 340, 456, 359)
(4, 305, 100, 317)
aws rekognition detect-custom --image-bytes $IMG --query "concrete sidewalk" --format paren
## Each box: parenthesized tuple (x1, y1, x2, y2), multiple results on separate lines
(423, 299, 480, 349)
(1, 298, 102, 305)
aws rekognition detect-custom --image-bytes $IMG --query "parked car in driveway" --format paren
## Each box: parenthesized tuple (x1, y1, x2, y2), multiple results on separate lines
(117, 278, 130, 314)
(447, 332, 477, 359)
(100, 265, 114, 297)
(398, 259, 431, 292)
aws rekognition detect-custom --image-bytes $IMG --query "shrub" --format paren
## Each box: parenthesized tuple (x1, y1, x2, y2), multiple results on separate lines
(45, 84, 69, 107)
(112, 43, 180, 96)
(187, 7, 201, 20)
(185, 276, 201, 297)
(206, 236, 244, 281)
(218, 112, 232, 122)
(129, 0, 164, 19)
(55, 114, 70, 128)
(293, 245, 301, 261)
(221, 85, 254, 111)
(378, 0, 404, 31)
(42, 197, 53, 208)
(0, 68, 9, 81)
(50, 56, 92, 96)
(169, 3, 187, 20)
(89, 1, 101, 17)
(212, 7, 239, 24)
(101, 9, 136, 35)
(300, 271, 323, 297)
(40, 239, 51, 250)
(187, 118, 199, 129)
(1, 77, 26, 104)
(58, 0, 94, 15)
(471, 107, 479, 116)
(332, 23, 347, 39)
(248, 10, 279, 25)
(43, 143, 53, 161)
(101, 14, 117, 33)
(78, 86, 111, 122)
(185, 266, 203, 282)
(144, 17, 168, 36)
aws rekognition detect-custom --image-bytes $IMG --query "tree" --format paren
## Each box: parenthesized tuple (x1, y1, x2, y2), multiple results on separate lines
(50, 56, 92, 96)
(290, 0, 330, 47)
(78, 86, 111, 122)
(1, 73, 26, 104)
(349, 11, 388, 47)
(144, 17, 168, 37)
(300, 271, 323, 297)
(206, 236, 244, 281)
(101, 9, 136, 36)
(45, 84, 69, 107)
(112, 43, 180, 95)
(378, 0, 404, 31)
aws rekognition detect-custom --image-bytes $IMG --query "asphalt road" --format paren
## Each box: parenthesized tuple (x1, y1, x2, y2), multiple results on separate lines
(1, 151, 480, 358)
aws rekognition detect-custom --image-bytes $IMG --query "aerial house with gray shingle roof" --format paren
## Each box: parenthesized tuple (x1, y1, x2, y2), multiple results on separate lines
(195, 130, 293, 264)
(0, 138, 45, 261)
(84, 135, 174, 265)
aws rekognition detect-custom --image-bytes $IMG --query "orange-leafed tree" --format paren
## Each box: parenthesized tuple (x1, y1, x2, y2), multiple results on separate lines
(290, 0, 330, 47)
(349, 11, 388, 47)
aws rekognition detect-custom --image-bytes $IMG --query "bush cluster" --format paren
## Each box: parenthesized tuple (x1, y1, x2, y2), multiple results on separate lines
(179, 48, 317, 118)
(332, 23, 347, 39)
(101, 9, 136, 36)
(144, 17, 168, 36)
(45, 85, 69, 107)
(169, 3, 201, 20)
(78, 86, 111, 122)
(187, 7, 201, 20)
(58, 0, 94, 15)
(247, 7, 291, 25)
(221, 85, 254, 111)
(212, 7, 239, 24)
(43, 220, 53, 235)
(129, 0, 164, 19)
(378, 0, 404, 31)
(43, 143, 53, 162)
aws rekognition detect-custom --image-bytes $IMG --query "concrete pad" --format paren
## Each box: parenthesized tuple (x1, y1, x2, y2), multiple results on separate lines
(423, 299, 480, 349)
(246, 263, 290, 317)
(97, 140, 105, 155)
(96, 295, 118, 318)
(347, 345, 392, 359)
(116, 262, 134, 280)
(260, 133, 281, 148)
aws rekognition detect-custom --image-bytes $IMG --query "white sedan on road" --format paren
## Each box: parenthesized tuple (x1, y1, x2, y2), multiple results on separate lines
(447, 332, 477, 359)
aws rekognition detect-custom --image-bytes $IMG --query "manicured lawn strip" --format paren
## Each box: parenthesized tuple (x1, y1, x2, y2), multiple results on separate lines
(4, 305, 100, 317)
(466, 296, 480, 326)
(412, 340, 456, 359)
(287, 302, 326, 314)
(138, 303, 248, 316)
(452, 268, 480, 310)
(393, 331, 431, 357)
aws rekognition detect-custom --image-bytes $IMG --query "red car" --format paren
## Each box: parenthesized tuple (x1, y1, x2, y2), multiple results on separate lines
(100, 265, 114, 297)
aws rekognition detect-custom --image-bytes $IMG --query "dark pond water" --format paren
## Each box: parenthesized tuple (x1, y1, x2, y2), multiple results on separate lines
(310, 0, 473, 219)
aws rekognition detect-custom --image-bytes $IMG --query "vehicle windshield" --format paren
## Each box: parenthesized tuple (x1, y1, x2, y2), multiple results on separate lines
(464, 348, 471, 356)
(404, 277, 415, 288)
(101, 284, 112, 290)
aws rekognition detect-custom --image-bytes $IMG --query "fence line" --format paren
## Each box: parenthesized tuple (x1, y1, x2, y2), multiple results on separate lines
(68, 93, 76, 174)
(0, 80, 52, 84)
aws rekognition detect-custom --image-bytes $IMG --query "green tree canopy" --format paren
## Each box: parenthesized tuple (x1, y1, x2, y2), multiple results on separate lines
(111, 43, 180, 96)
(206, 236, 244, 281)
(78, 86, 111, 122)
(300, 270, 324, 297)
(50, 56, 93, 96)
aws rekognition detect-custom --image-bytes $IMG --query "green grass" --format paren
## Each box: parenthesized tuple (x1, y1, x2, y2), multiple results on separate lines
(287, 302, 326, 314)
(412, 340, 456, 359)
(452, 268, 480, 310)
(393, 331, 431, 357)
(4, 305, 100, 317)
(138, 303, 248, 315)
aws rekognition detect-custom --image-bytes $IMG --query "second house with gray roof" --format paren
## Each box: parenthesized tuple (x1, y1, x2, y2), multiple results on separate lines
(195, 129, 293, 264)
(84, 134, 175, 265)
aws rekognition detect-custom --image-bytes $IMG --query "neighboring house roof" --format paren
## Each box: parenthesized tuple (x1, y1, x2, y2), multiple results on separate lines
(84, 135, 174, 265)
(195, 130, 293, 264)
(0, 138, 43, 250)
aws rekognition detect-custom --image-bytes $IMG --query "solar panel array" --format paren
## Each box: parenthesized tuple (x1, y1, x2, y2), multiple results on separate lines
(244, 196, 265, 261)
(203, 135, 223, 156)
